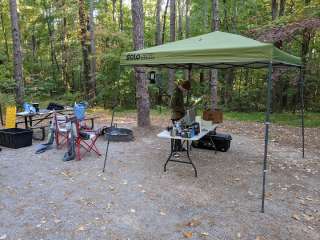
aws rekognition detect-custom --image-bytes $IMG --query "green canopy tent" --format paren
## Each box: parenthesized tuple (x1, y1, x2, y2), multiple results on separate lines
(120, 31, 304, 213)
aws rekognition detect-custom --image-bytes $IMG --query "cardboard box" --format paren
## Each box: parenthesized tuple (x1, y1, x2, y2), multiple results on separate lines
(203, 110, 223, 123)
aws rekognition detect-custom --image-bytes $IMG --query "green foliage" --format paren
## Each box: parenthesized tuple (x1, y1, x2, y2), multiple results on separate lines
(224, 111, 320, 128)
(0, 0, 319, 114)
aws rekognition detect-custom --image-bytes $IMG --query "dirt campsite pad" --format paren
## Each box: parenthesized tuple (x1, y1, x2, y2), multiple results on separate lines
(0, 116, 319, 240)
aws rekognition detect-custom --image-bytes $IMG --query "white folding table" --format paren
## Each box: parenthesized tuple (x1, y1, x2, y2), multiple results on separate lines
(157, 125, 218, 177)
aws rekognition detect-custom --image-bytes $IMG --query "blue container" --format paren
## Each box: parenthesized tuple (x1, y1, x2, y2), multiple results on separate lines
(74, 103, 87, 121)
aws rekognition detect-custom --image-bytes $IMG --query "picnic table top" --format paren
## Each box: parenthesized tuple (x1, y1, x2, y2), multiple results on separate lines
(16, 107, 74, 117)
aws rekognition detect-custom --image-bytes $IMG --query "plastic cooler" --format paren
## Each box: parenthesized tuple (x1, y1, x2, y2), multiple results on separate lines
(0, 128, 33, 149)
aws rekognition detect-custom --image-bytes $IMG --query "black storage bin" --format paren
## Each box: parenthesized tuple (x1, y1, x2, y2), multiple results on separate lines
(0, 128, 33, 149)
(192, 131, 232, 152)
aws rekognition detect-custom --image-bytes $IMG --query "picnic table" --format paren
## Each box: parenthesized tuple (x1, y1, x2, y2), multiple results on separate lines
(157, 124, 218, 177)
(16, 107, 100, 141)
(16, 108, 74, 129)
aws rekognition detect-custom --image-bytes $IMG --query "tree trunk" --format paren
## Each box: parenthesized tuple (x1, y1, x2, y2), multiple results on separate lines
(79, 0, 90, 97)
(162, 0, 170, 44)
(271, 0, 278, 20)
(0, 2, 9, 60)
(9, 0, 24, 105)
(119, 0, 123, 31)
(184, 0, 191, 80)
(168, 0, 176, 95)
(89, 0, 96, 99)
(279, 0, 285, 16)
(112, 0, 116, 22)
(155, 0, 162, 45)
(61, 14, 69, 90)
(210, 0, 219, 111)
(231, 0, 237, 33)
(131, 0, 150, 127)
(223, 0, 228, 31)
(42, 2, 60, 79)
(177, 0, 183, 40)
(185, 0, 190, 38)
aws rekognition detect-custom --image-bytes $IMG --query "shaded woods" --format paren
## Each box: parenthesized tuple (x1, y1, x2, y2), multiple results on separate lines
(1, 0, 319, 123)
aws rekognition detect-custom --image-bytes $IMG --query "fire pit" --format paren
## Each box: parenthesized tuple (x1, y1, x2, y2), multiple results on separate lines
(104, 127, 134, 142)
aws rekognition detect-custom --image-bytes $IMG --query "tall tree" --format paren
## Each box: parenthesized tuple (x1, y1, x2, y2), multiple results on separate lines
(119, 0, 123, 31)
(168, 0, 176, 95)
(184, 0, 191, 81)
(89, 0, 96, 98)
(210, 0, 219, 110)
(9, 0, 24, 105)
(112, 0, 116, 22)
(185, 0, 190, 38)
(131, 0, 150, 127)
(61, 0, 69, 90)
(155, 0, 162, 45)
(271, 0, 278, 20)
(279, 0, 285, 16)
(177, 0, 183, 40)
(162, 0, 169, 44)
(0, 1, 9, 60)
(78, 0, 90, 97)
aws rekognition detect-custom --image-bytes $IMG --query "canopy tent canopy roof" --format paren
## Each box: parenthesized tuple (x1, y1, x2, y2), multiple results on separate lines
(120, 31, 302, 69)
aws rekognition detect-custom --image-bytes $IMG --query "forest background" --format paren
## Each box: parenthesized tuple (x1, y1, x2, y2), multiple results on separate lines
(1, 0, 319, 126)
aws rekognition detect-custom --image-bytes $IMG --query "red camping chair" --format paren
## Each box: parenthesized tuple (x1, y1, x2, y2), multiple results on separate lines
(53, 113, 70, 149)
(74, 120, 101, 160)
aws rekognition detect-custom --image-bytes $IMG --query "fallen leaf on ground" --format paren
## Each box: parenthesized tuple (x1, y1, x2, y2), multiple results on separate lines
(200, 232, 209, 237)
(305, 197, 313, 201)
(183, 232, 193, 238)
(77, 225, 85, 231)
(292, 214, 300, 221)
(256, 236, 266, 240)
(159, 211, 166, 216)
(302, 214, 314, 221)
(54, 219, 62, 224)
(130, 209, 136, 213)
(186, 219, 201, 227)
(237, 232, 241, 238)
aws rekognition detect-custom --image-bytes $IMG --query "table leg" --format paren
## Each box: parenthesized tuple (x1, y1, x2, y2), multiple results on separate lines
(24, 117, 28, 129)
(163, 139, 198, 177)
(186, 141, 197, 177)
(164, 139, 174, 172)
(29, 116, 33, 127)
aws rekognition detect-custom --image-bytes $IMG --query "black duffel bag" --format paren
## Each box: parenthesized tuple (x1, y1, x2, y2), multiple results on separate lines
(47, 102, 64, 110)
(192, 131, 232, 152)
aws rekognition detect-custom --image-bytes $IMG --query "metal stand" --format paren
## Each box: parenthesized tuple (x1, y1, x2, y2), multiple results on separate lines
(0, 104, 3, 126)
(164, 139, 197, 177)
(102, 106, 115, 172)
(261, 63, 273, 213)
(299, 67, 305, 158)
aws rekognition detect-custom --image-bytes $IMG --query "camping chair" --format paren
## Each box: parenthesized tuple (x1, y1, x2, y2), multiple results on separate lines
(74, 119, 101, 160)
(53, 113, 70, 149)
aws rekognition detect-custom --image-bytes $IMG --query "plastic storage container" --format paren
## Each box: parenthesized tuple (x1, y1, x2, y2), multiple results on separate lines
(0, 128, 33, 149)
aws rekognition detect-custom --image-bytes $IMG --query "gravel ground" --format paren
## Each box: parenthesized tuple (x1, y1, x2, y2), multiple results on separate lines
(0, 118, 319, 240)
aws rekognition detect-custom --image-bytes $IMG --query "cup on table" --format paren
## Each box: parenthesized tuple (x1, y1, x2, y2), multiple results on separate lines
(32, 103, 39, 112)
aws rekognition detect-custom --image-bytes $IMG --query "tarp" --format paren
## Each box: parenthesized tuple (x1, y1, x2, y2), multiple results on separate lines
(121, 31, 302, 68)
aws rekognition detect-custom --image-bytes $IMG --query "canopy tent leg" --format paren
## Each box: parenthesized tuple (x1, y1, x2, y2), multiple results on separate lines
(299, 67, 305, 158)
(261, 62, 273, 213)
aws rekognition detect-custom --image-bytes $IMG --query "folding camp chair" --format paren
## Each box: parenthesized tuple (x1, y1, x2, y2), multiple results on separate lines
(53, 113, 70, 149)
(74, 119, 101, 160)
